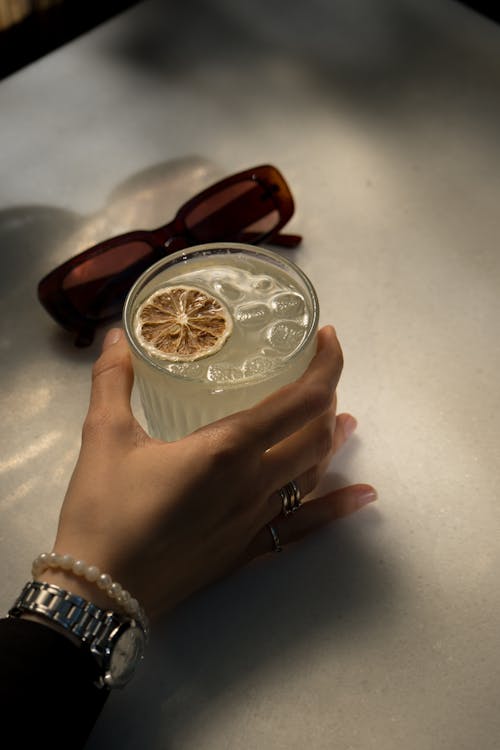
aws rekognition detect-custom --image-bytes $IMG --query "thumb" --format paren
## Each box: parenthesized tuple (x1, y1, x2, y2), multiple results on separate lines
(88, 328, 134, 417)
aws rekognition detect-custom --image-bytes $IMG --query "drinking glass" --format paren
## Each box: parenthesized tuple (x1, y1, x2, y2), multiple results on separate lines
(123, 242, 319, 442)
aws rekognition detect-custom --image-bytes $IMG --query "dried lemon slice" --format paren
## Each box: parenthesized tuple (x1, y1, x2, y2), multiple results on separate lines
(134, 285, 233, 361)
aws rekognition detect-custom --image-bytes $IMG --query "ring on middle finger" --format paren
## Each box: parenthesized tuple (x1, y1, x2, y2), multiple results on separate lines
(279, 479, 302, 516)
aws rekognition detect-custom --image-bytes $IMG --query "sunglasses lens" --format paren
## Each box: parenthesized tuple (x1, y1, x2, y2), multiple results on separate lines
(38, 166, 294, 342)
(62, 240, 153, 316)
(184, 180, 280, 243)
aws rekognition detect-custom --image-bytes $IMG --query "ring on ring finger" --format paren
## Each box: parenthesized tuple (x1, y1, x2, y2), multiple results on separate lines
(267, 523, 282, 553)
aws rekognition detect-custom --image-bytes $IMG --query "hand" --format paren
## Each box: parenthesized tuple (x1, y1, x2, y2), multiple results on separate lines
(40, 326, 376, 619)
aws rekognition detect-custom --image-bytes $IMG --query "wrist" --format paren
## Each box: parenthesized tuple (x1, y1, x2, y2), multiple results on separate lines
(9, 581, 148, 689)
(35, 568, 114, 612)
(32, 552, 147, 627)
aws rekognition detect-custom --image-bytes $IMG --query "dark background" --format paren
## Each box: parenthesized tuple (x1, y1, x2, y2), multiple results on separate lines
(0, 0, 498, 81)
(0, 1, 141, 80)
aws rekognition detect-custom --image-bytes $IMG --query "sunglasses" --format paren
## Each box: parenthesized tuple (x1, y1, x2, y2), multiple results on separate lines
(37, 164, 301, 346)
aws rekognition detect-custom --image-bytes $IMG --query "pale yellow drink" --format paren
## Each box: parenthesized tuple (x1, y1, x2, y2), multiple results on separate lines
(123, 243, 319, 442)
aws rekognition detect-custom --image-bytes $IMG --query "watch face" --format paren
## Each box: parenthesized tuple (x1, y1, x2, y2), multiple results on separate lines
(107, 625, 146, 688)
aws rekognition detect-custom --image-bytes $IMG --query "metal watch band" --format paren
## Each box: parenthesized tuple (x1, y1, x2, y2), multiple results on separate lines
(9, 580, 125, 657)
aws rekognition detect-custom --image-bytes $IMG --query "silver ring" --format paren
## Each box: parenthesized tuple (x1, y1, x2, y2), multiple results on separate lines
(279, 480, 302, 516)
(267, 523, 282, 553)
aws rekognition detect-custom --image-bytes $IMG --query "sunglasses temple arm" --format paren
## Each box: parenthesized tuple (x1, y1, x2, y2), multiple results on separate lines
(266, 231, 302, 248)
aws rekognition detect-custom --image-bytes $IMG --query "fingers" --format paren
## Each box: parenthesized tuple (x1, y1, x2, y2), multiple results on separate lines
(86, 328, 135, 422)
(263, 411, 358, 518)
(247, 484, 377, 560)
(263, 405, 334, 490)
(332, 413, 357, 455)
(262, 408, 356, 498)
(241, 326, 343, 451)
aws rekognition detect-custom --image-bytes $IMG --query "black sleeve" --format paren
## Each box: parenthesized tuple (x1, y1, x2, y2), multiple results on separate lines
(0, 616, 109, 748)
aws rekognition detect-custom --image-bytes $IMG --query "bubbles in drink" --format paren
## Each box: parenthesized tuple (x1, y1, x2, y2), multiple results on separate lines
(243, 356, 275, 378)
(207, 362, 243, 384)
(165, 361, 205, 379)
(266, 320, 307, 354)
(235, 302, 270, 327)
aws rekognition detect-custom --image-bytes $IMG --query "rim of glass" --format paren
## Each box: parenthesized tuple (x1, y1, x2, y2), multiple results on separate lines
(123, 241, 319, 379)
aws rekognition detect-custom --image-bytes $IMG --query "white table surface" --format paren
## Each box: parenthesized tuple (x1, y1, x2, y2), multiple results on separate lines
(1, 1, 499, 747)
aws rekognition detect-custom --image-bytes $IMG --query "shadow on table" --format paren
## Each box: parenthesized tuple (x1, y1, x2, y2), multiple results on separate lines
(88, 442, 396, 749)
(98, 0, 494, 107)
(0, 154, 224, 367)
(94, 0, 500, 151)
(88, 486, 393, 748)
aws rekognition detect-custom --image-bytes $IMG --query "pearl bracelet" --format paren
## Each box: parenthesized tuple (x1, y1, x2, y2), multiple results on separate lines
(32, 552, 148, 630)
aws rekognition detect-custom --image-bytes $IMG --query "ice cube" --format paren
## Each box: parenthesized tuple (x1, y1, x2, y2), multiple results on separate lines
(235, 302, 270, 327)
(252, 275, 275, 293)
(214, 280, 244, 302)
(270, 292, 305, 317)
(266, 321, 306, 354)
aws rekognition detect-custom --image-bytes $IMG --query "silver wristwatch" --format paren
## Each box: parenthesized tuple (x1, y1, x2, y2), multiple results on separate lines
(9, 581, 147, 689)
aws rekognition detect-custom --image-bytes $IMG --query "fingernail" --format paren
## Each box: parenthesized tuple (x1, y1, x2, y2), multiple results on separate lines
(356, 488, 377, 509)
(102, 328, 122, 350)
(343, 415, 358, 439)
